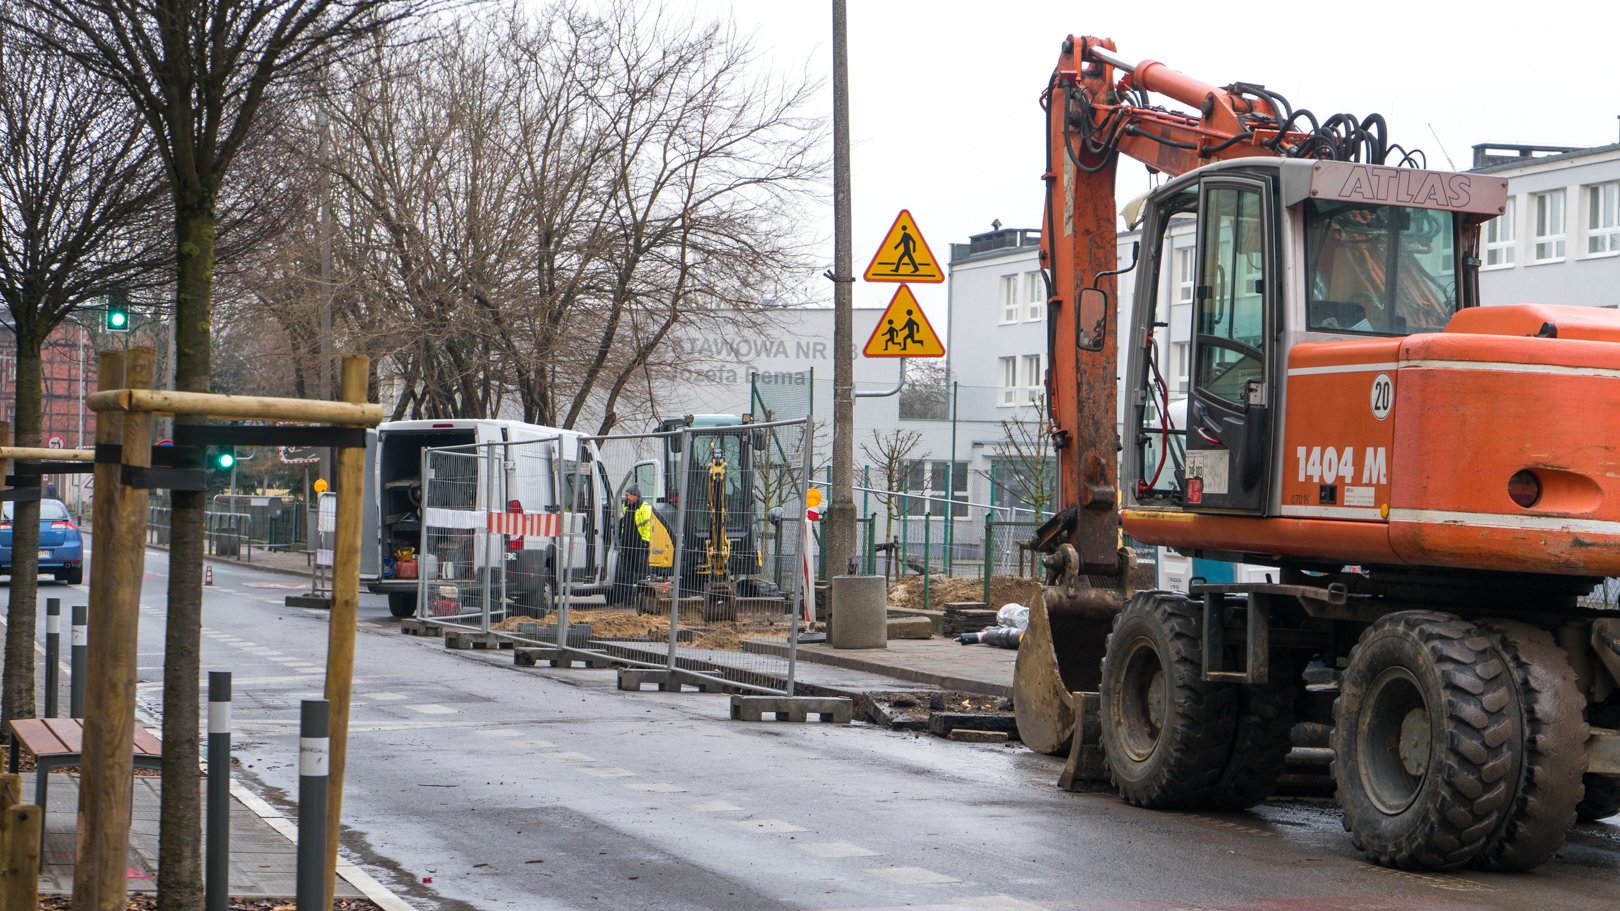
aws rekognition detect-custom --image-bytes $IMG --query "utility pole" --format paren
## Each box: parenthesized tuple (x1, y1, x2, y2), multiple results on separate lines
(826, 0, 856, 579)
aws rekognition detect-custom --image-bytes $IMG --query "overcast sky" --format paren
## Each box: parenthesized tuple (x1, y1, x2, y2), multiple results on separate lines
(667, 1, 1620, 326)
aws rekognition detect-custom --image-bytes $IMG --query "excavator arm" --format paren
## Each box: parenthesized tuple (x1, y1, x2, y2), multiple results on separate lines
(1019, 35, 1419, 753)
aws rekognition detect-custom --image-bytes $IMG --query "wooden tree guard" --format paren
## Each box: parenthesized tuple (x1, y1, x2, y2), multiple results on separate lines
(74, 353, 381, 911)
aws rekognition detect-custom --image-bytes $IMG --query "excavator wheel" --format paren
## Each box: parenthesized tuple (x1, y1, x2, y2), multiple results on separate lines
(1207, 652, 1298, 811)
(1331, 611, 1517, 869)
(1470, 620, 1586, 871)
(1576, 700, 1620, 823)
(1098, 592, 1236, 808)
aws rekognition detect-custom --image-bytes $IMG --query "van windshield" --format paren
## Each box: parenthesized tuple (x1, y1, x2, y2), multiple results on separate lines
(1304, 201, 1458, 335)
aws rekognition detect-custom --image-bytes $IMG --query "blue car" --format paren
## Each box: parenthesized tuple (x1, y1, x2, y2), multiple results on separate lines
(0, 499, 85, 585)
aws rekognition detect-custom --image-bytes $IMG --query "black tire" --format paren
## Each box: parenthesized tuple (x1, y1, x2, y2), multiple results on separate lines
(57, 567, 84, 586)
(1471, 620, 1586, 871)
(387, 592, 417, 619)
(511, 551, 555, 618)
(1577, 701, 1620, 823)
(1331, 611, 1517, 869)
(1208, 651, 1298, 811)
(1099, 592, 1236, 808)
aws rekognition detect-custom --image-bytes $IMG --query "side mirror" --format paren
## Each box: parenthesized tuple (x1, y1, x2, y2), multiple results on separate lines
(768, 507, 783, 524)
(752, 429, 767, 451)
(1077, 288, 1109, 352)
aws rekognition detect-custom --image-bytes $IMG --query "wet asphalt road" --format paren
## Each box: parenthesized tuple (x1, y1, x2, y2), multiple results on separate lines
(111, 548, 1620, 911)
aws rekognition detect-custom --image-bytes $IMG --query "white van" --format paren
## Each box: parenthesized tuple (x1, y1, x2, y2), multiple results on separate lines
(366, 419, 613, 618)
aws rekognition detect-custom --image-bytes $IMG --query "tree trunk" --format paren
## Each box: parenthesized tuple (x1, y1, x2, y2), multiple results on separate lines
(2, 332, 44, 730)
(159, 201, 214, 911)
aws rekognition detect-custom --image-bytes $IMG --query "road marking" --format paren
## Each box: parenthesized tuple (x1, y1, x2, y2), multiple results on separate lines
(476, 729, 526, 738)
(733, 818, 806, 833)
(579, 768, 637, 779)
(864, 866, 958, 885)
(623, 782, 686, 793)
(1366, 866, 1499, 893)
(798, 842, 878, 858)
(521, 739, 557, 749)
(366, 692, 407, 701)
(290, 666, 325, 674)
(405, 703, 457, 715)
(959, 896, 1051, 911)
(537, 751, 596, 763)
(268, 656, 306, 664)
(681, 799, 742, 812)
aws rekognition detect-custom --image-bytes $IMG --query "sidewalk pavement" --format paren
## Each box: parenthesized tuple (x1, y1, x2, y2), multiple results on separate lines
(29, 769, 371, 901)
(199, 546, 1018, 697)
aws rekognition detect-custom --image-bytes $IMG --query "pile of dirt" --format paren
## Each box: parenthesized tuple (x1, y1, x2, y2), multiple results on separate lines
(886, 575, 1039, 611)
(569, 610, 668, 639)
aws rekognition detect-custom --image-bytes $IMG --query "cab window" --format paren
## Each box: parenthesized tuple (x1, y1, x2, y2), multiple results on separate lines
(1304, 201, 1458, 335)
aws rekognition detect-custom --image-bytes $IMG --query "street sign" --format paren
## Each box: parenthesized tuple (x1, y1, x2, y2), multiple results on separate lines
(862, 285, 945, 358)
(280, 446, 322, 465)
(45, 435, 65, 449)
(863, 210, 943, 283)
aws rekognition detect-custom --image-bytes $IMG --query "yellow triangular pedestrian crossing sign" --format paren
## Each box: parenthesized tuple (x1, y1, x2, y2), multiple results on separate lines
(863, 285, 945, 358)
(863, 210, 943, 283)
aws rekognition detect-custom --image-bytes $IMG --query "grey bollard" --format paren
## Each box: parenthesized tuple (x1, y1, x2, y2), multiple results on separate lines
(296, 700, 329, 911)
(70, 604, 87, 717)
(44, 599, 60, 718)
(206, 672, 232, 911)
(829, 575, 887, 649)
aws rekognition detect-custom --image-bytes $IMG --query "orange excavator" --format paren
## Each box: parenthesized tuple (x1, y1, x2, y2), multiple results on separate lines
(1017, 35, 1620, 871)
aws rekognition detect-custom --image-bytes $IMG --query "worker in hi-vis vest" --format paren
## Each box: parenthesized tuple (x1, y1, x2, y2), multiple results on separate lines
(613, 485, 653, 604)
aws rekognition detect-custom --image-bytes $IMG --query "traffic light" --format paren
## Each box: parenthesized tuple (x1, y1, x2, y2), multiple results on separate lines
(214, 447, 235, 470)
(105, 289, 130, 332)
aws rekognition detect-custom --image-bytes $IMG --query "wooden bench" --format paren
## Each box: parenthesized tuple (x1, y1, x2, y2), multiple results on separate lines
(6, 718, 162, 865)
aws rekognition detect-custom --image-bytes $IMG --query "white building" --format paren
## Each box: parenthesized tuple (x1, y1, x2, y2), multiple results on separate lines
(1471, 142, 1620, 307)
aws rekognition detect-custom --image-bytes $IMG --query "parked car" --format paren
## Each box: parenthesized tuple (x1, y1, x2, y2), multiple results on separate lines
(0, 498, 85, 585)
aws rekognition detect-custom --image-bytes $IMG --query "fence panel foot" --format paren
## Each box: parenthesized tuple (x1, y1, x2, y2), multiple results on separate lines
(729, 695, 853, 723)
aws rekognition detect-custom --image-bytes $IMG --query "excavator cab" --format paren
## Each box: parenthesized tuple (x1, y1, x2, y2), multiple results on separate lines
(1121, 158, 1486, 526)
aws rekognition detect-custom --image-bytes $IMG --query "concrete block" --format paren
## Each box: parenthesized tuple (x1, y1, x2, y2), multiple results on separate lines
(946, 729, 1009, 743)
(829, 575, 886, 649)
(729, 695, 853, 723)
(886, 616, 933, 640)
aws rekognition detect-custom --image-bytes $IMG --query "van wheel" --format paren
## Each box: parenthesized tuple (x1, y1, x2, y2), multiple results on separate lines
(512, 551, 554, 618)
(388, 592, 417, 619)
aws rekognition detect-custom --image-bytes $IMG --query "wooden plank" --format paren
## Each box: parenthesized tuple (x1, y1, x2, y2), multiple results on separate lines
(88, 387, 383, 426)
(131, 727, 163, 757)
(43, 718, 85, 754)
(0, 773, 19, 812)
(8, 720, 70, 758)
(0, 805, 41, 908)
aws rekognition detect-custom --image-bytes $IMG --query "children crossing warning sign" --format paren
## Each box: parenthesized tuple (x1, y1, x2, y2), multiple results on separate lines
(863, 210, 943, 283)
(863, 285, 944, 358)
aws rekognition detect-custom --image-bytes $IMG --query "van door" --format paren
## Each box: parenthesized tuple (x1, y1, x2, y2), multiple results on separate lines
(1184, 176, 1276, 514)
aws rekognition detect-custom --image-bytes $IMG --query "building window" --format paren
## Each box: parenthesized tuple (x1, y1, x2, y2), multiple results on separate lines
(1587, 182, 1620, 256)
(1533, 190, 1566, 262)
(901, 460, 968, 517)
(1175, 247, 1195, 304)
(1021, 354, 1041, 403)
(1484, 197, 1515, 268)
(1024, 270, 1044, 321)
(1171, 341, 1189, 395)
(1000, 275, 1018, 324)
(998, 356, 1017, 406)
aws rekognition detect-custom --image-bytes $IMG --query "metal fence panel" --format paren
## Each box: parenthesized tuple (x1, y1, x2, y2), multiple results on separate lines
(416, 447, 493, 630)
(508, 419, 812, 695)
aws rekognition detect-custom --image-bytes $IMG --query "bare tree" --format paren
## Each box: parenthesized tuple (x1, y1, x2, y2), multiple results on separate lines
(859, 427, 926, 544)
(242, 2, 822, 429)
(898, 357, 951, 420)
(979, 400, 1056, 519)
(2, 2, 435, 908)
(0, 10, 166, 735)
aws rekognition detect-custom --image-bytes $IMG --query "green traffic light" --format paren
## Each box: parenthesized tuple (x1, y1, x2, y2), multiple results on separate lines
(217, 451, 235, 469)
(108, 310, 128, 329)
